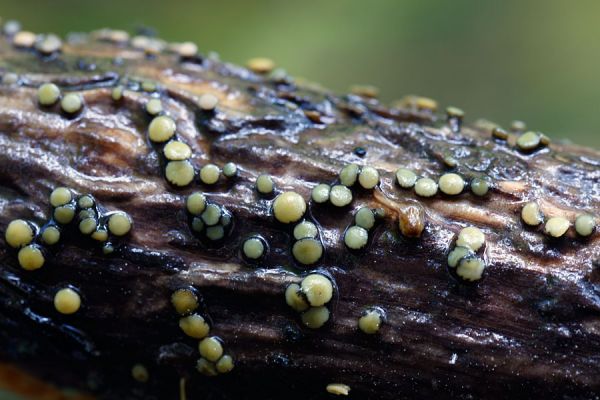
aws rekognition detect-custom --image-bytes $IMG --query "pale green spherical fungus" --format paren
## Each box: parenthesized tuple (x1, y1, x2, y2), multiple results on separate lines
(355, 207, 375, 230)
(344, 226, 369, 250)
(447, 246, 473, 268)
(206, 225, 225, 241)
(456, 256, 486, 282)
(108, 212, 132, 236)
(201, 204, 222, 226)
(285, 283, 309, 312)
(301, 306, 330, 329)
(521, 202, 543, 226)
(165, 160, 195, 187)
(456, 226, 485, 252)
(470, 177, 491, 196)
(199, 164, 220, 185)
(438, 173, 464, 195)
(339, 164, 360, 187)
(293, 221, 318, 240)
(544, 217, 570, 238)
(145, 98, 162, 115)
(5, 219, 34, 248)
(60, 93, 83, 113)
(186, 193, 207, 216)
(41, 225, 60, 245)
(301, 273, 333, 307)
(50, 187, 72, 207)
(575, 214, 596, 237)
(395, 168, 417, 189)
(517, 131, 541, 151)
(37, 83, 61, 106)
(242, 237, 265, 260)
(273, 192, 306, 224)
(198, 337, 223, 362)
(148, 115, 176, 143)
(256, 174, 274, 194)
(222, 162, 237, 178)
(329, 185, 352, 207)
(163, 140, 191, 161)
(311, 184, 330, 204)
(358, 307, 385, 334)
(414, 178, 438, 197)
(358, 166, 379, 189)
(292, 238, 323, 265)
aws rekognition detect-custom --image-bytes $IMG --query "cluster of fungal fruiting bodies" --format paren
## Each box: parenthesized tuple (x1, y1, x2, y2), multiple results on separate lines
(344, 207, 381, 250)
(285, 273, 335, 329)
(170, 288, 234, 376)
(396, 168, 491, 198)
(185, 192, 234, 243)
(447, 226, 487, 282)
(38, 82, 84, 114)
(5, 187, 132, 313)
(521, 201, 596, 238)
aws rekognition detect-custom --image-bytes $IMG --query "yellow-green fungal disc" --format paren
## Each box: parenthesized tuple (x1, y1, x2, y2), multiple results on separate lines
(358, 309, 383, 334)
(575, 214, 596, 237)
(395, 168, 417, 189)
(285, 283, 309, 312)
(200, 164, 220, 185)
(456, 257, 485, 282)
(201, 204, 222, 226)
(456, 226, 485, 252)
(37, 83, 60, 106)
(131, 364, 149, 383)
(79, 218, 97, 235)
(186, 193, 207, 215)
(111, 85, 124, 101)
(191, 217, 205, 233)
(326, 383, 351, 396)
(79, 209, 96, 220)
(301, 306, 330, 329)
(358, 166, 379, 189)
(329, 185, 352, 207)
(216, 355, 234, 374)
(438, 173, 465, 195)
(446, 106, 465, 118)
(521, 202, 543, 226)
(141, 80, 157, 92)
(78, 195, 94, 209)
(50, 187, 72, 207)
(447, 246, 473, 268)
(414, 178, 438, 197)
(198, 93, 219, 111)
(198, 337, 223, 362)
(292, 238, 323, 265)
(41, 226, 60, 245)
(54, 288, 81, 314)
(293, 221, 318, 240)
(108, 212, 132, 236)
(339, 164, 360, 187)
(544, 217, 570, 238)
(470, 177, 490, 196)
(165, 160, 195, 187)
(222, 162, 237, 178)
(196, 358, 218, 376)
(54, 205, 76, 224)
(171, 288, 199, 315)
(5, 219, 34, 248)
(242, 237, 265, 259)
(206, 225, 225, 241)
(344, 226, 369, 250)
(179, 314, 210, 339)
(311, 183, 330, 203)
(517, 131, 541, 151)
(148, 115, 176, 142)
(91, 229, 108, 242)
(301, 273, 333, 307)
(60, 93, 83, 113)
(163, 140, 191, 161)
(256, 174, 274, 194)
(145, 98, 162, 115)
(355, 208, 375, 230)
(492, 127, 509, 140)
(102, 243, 114, 254)
(18, 245, 44, 270)
(273, 192, 306, 223)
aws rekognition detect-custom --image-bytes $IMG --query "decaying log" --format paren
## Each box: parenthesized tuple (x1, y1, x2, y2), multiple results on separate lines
(0, 27, 599, 400)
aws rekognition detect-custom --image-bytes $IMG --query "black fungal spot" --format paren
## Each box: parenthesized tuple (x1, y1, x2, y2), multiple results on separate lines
(353, 146, 366, 157)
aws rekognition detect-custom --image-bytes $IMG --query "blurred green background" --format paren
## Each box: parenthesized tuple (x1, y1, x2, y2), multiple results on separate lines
(1, 0, 600, 149)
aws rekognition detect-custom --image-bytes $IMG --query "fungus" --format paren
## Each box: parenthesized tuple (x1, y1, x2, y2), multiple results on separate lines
(414, 178, 438, 197)
(521, 202, 543, 226)
(470, 176, 491, 196)
(201, 204, 222, 226)
(186, 193, 206, 215)
(339, 164, 360, 187)
(179, 314, 210, 339)
(242, 236, 266, 260)
(198, 93, 218, 111)
(326, 383, 351, 396)
(79, 217, 97, 235)
(165, 160, 195, 187)
(517, 131, 542, 151)
(53, 205, 76, 224)
(131, 364, 149, 383)
(311, 184, 331, 204)
(37, 83, 60, 106)
(256, 174, 274, 194)
(50, 187, 72, 207)
(293, 221, 318, 240)
(575, 214, 596, 237)
(60, 93, 83, 114)
(18, 245, 44, 270)
(78, 195, 94, 209)
(111, 85, 124, 101)
(171, 288, 199, 315)
(329, 185, 352, 207)
(456, 226, 485, 252)
(358, 307, 385, 334)
(41, 226, 60, 245)
(355, 207, 375, 230)
(292, 238, 323, 265)
(273, 192, 306, 223)
(206, 226, 225, 241)
(164, 140, 192, 161)
(145, 98, 162, 115)
(198, 337, 223, 362)
(395, 168, 417, 189)
(300, 274, 333, 307)
(544, 217, 570, 238)
(54, 288, 81, 314)
(215, 355, 234, 374)
(196, 358, 217, 376)
(438, 173, 465, 195)
(222, 162, 237, 178)
(247, 57, 275, 74)
(107, 212, 132, 236)
(447, 246, 474, 268)
(148, 115, 176, 143)
(344, 226, 369, 250)
(301, 306, 330, 329)
(456, 256, 486, 282)
(358, 166, 379, 189)
(5, 219, 34, 248)
(285, 283, 309, 312)
(199, 164, 220, 185)
(492, 127, 509, 140)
